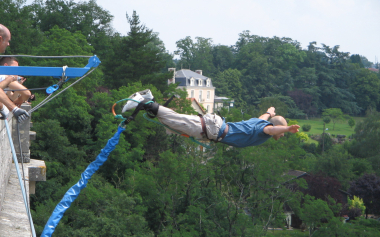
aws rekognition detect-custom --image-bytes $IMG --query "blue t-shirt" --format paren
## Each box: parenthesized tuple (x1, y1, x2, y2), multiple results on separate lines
(218, 118, 273, 148)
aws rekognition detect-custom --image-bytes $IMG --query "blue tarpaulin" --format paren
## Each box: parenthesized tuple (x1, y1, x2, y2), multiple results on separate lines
(41, 126, 125, 237)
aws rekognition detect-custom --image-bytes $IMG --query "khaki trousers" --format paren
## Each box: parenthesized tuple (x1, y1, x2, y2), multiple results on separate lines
(156, 106, 223, 140)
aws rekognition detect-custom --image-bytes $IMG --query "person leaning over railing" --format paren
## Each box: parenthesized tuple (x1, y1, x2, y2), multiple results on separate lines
(0, 23, 30, 123)
(0, 57, 32, 106)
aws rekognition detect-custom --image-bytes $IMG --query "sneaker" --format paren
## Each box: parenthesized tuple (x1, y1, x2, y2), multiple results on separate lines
(122, 89, 154, 113)
(122, 92, 144, 112)
(138, 89, 154, 101)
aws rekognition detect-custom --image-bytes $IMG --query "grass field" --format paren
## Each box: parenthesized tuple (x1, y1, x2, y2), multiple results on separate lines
(290, 117, 364, 138)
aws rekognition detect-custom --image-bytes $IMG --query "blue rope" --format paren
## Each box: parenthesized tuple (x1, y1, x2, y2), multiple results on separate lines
(41, 126, 125, 236)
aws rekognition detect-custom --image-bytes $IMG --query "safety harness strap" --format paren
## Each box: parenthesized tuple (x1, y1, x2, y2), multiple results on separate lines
(198, 114, 209, 140)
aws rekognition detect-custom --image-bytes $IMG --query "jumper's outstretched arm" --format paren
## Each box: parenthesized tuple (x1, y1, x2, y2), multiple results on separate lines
(258, 106, 275, 120)
(263, 124, 300, 136)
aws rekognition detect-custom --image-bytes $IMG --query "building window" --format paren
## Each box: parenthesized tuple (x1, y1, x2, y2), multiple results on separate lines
(190, 78, 194, 86)
(207, 91, 210, 100)
(206, 79, 210, 87)
(206, 105, 210, 112)
(198, 79, 202, 86)
(191, 90, 194, 98)
(199, 90, 202, 102)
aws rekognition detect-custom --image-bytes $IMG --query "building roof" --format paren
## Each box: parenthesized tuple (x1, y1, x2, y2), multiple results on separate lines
(368, 68, 379, 73)
(162, 97, 206, 114)
(189, 98, 206, 114)
(175, 69, 214, 87)
(287, 170, 307, 178)
(214, 96, 234, 103)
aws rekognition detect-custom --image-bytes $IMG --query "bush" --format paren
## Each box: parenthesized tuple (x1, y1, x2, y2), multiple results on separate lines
(301, 143, 317, 154)
(302, 124, 311, 132)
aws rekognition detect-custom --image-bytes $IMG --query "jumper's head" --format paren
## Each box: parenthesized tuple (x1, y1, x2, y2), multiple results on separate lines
(0, 24, 11, 54)
(270, 116, 287, 140)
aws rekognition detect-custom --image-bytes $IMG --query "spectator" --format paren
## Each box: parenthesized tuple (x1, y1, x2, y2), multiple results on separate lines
(0, 24, 30, 122)
(0, 57, 31, 106)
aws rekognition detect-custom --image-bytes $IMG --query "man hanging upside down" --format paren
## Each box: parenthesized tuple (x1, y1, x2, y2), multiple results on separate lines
(122, 89, 300, 148)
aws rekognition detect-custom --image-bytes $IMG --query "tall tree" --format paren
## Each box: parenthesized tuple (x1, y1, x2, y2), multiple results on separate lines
(299, 195, 334, 236)
(350, 68, 380, 113)
(0, 0, 44, 54)
(312, 147, 354, 188)
(349, 174, 380, 218)
(175, 36, 215, 75)
(211, 45, 234, 72)
(348, 112, 380, 174)
(103, 11, 171, 91)
(213, 69, 244, 107)
(22, 26, 102, 92)
(30, 0, 114, 59)
(322, 108, 344, 130)
(350, 54, 364, 68)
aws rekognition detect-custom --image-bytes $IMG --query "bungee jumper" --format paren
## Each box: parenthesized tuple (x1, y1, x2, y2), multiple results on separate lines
(120, 89, 300, 148)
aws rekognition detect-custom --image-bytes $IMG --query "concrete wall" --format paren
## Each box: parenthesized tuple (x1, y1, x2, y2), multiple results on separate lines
(0, 115, 13, 211)
(0, 104, 46, 236)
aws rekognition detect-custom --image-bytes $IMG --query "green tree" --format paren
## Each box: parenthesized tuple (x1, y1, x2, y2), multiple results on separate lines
(213, 69, 244, 107)
(348, 117, 355, 128)
(349, 158, 373, 179)
(175, 36, 215, 75)
(0, 0, 44, 55)
(322, 108, 344, 130)
(323, 116, 331, 124)
(349, 174, 380, 217)
(302, 124, 311, 132)
(29, 0, 114, 60)
(320, 115, 332, 154)
(33, 176, 153, 236)
(312, 147, 354, 188)
(360, 55, 373, 68)
(350, 54, 364, 68)
(211, 45, 234, 72)
(300, 42, 360, 114)
(299, 195, 334, 237)
(348, 196, 366, 215)
(350, 68, 380, 113)
(23, 25, 102, 93)
(258, 96, 288, 117)
(348, 112, 380, 174)
(103, 11, 171, 90)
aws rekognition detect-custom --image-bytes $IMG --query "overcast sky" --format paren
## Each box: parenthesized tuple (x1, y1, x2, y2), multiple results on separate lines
(25, 0, 380, 63)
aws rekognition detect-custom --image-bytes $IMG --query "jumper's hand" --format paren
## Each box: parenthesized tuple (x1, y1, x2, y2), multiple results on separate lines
(18, 76, 26, 84)
(267, 107, 276, 117)
(6, 75, 18, 82)
(288, 125, 300, 133)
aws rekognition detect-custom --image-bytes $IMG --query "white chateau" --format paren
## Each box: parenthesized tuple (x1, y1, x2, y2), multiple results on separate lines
(168, 68, 215, 113)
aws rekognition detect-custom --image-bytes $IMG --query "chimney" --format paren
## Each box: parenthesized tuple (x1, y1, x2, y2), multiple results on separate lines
(195, 70, 202, 75)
